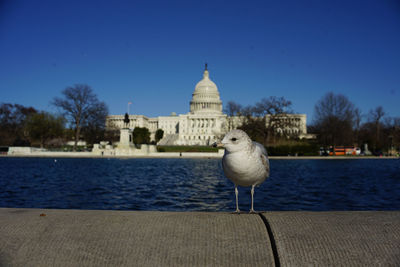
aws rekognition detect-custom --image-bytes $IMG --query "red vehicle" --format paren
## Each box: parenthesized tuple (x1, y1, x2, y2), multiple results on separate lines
(329, 146, 360, 156)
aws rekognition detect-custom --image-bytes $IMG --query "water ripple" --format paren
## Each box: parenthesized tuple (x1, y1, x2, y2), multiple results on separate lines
(0, 157, 399, 211)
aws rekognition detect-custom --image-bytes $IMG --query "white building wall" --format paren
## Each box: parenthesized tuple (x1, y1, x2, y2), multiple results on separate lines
(106, 113, 307, 145)
(105, 68, 308, 145)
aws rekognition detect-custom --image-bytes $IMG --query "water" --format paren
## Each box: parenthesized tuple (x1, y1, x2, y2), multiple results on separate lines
(0, 157, 399, 211)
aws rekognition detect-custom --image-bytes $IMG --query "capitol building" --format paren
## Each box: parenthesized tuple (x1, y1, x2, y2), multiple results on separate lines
(106, 66, 308, 146)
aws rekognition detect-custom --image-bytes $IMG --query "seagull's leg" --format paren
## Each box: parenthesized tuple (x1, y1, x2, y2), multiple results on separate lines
(249, 185, 256, 213)
(235, 185, 240, 213)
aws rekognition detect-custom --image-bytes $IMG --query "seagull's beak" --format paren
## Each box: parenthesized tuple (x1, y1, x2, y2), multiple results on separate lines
(212, 142, 224, 148)
(216, 142, 224, 148)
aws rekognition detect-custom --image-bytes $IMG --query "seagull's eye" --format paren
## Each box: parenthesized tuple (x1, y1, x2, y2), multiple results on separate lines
(231, 138, 237, 142)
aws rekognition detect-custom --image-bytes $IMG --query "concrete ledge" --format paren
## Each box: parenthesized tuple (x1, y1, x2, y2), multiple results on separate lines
(0, 209, 399, 266)
(0, 209, 273, 266)
(263, 211, 400, 266)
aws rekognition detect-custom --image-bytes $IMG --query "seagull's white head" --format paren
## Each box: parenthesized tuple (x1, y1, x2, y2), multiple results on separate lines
(221, 129, 253, 153)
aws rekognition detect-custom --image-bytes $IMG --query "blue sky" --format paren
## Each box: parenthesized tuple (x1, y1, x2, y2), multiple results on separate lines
(1, 0, 399, 124)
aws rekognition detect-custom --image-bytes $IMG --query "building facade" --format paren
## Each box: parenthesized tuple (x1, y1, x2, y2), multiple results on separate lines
(106, 66, 309, 145)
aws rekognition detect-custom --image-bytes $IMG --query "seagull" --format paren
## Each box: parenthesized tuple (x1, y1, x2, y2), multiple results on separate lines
(219, 129, 270, 213)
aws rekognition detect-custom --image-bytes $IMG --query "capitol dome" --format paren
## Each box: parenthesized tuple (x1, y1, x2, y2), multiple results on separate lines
(190, 65, 223, 114)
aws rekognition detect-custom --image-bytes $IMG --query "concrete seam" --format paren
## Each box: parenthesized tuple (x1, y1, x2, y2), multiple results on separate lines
(258, 213, 281, 267)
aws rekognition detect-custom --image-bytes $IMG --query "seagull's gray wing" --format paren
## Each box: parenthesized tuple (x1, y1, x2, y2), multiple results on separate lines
(253, 141, 270, 176)
(253, 141, 268, 157)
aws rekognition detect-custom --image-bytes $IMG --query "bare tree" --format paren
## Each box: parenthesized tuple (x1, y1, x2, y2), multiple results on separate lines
(368, 106, 386, 151)
(103, 119, 120, 144)
(24, 112, 65, 148)
(253, 96, 293, 116)
(313, 92, 357, 148)
(52, 84, 108, 151)
(390, 117, 400, 153)
(240, 105, 254, 118)
(353, 107, 363, 145)
(0, 103, 37, 146)
(81, 101, 109, 145)
(369, 106, 385, 121)
(259, 97, 293, 143)
(224, 101, 242, 130)
(224, 101, 242, 116)
(239, 96, 294, 145)
(239, 116, 269, 145)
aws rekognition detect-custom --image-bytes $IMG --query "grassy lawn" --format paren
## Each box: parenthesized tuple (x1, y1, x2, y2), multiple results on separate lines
(157, 146, 219, 153)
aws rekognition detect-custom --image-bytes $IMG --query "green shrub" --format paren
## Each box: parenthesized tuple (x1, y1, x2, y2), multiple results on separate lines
(266, 143, 319, 156)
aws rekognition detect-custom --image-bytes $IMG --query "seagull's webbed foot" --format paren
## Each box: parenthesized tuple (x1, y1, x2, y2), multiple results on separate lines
(232, 208, 241, 214)
(249, 209, 257, 214)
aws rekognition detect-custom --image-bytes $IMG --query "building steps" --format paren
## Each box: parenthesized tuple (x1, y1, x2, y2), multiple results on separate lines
(157, 134, 179, 146)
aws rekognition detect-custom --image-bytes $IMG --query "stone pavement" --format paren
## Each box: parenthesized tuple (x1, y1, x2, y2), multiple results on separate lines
(264, 211, 400, 266)
(0, 208, 399, 266)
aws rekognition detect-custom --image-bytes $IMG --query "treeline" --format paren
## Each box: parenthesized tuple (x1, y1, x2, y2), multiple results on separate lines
(0, 84, 109, 151)
(311, 92, 400, 155)
(2, 87, 399, 155)
(0, 83, 165, 150)
(224, 96, 320, 156)
(225, 93, 400, 155)
(0, 103, 39, 146)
